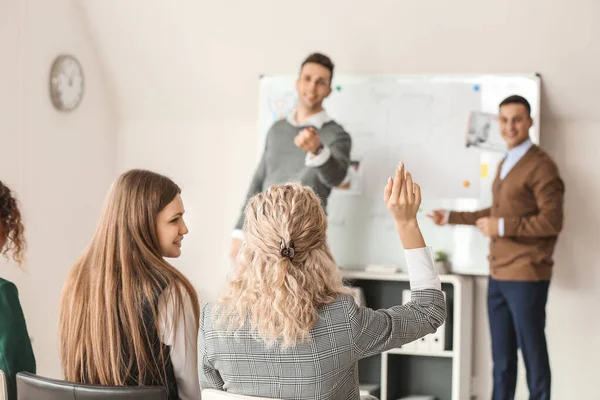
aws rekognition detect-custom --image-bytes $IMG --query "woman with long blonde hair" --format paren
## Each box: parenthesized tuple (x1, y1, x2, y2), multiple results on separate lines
(199, 162, 447, 399)
(0, 181, 36, 400)
(58, 170, 200, 400)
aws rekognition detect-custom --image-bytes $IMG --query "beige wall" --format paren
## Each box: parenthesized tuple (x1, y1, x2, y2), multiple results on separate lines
(0, 0, 117, 377)
(3, 0, 597, 397)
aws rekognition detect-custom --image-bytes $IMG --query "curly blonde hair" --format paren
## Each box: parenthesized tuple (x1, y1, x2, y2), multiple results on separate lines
(216, 183, 350, 348)
(0, 181, 26, 265)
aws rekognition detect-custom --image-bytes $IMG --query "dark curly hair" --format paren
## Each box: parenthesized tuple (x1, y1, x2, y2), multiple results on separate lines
(0, 180, 26, 264)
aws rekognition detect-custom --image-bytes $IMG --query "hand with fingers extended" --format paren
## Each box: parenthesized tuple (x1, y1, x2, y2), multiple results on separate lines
(384, 162, 426, 249)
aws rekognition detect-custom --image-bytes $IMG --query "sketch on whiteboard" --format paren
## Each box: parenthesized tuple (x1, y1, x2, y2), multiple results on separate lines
(334, 160, 362, 195)
(267, 92, 297, 121)
(370, 83, 396, 103)
(465, 111, 506, 153)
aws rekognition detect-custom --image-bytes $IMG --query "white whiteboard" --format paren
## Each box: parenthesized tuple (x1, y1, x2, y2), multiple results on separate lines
(257, 74, 541, 275)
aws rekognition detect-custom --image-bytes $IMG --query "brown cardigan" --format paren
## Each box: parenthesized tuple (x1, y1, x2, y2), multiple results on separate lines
(449, 145, 565, 281)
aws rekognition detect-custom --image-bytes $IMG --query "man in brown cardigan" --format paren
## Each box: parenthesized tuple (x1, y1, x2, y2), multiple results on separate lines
(429, 95, 564, 400)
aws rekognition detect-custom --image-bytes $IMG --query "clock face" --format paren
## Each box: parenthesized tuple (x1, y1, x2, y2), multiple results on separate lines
(50, 55, 84, 111)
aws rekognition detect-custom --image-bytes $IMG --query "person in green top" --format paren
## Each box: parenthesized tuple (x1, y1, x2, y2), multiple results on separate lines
(0, 181, 36, 400)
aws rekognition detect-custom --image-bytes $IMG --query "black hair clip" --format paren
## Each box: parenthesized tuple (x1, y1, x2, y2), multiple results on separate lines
(279, 239, 295, 260)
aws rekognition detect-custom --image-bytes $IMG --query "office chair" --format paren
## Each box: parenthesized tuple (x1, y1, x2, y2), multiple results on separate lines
(16, 372, 167, 400)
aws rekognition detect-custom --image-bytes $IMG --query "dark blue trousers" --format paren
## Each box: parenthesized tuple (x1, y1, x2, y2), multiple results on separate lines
(488, 277, 551, 400)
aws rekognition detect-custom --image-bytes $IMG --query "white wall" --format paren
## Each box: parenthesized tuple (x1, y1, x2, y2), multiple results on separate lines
(72, 0, 600, 398)
(0, 0, 117, 378)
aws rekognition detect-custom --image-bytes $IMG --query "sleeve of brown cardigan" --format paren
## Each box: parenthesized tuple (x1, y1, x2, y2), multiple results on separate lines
(503, 161, 565, 237)
(448, 207, 491, 226)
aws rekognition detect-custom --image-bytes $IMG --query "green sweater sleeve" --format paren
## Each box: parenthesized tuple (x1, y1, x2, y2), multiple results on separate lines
(0, 279, 36, 400)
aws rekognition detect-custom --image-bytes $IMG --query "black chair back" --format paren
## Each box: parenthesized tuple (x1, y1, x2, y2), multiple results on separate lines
(16, 372, 167, 400)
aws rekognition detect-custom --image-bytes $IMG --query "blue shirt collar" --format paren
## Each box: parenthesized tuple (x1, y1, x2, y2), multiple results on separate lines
(506, 138, 534, 160)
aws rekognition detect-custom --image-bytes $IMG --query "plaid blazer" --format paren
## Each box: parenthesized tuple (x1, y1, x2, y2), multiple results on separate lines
(198, 289, 446, 400)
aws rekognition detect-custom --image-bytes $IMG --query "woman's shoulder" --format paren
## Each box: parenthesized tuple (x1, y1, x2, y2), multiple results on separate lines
(319, 294, 358, 315)
(0, 277, 13, 287)
(200, 302, 242, 334)
(200, 302, 217, 325)
(0, 278, 23, 323)
(201, 302, 215, 315)
(0, 277, 18, 297)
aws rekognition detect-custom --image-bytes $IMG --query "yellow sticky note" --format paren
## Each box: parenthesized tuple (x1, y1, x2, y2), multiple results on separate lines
(481, 163, 489, 179)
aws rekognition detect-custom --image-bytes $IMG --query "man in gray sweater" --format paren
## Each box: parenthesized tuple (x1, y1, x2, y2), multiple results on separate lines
(230, 53, 352, 259)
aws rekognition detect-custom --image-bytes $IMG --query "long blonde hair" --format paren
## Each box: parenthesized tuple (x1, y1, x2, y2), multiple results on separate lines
(217, 183, 350, 348)
(58, 170, 199, 387)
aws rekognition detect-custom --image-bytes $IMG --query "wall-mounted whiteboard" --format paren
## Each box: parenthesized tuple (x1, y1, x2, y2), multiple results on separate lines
(257, 74, 540, 275)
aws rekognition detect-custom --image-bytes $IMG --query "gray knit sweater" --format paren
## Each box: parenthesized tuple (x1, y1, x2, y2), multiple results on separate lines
(235, 119, 351, 230)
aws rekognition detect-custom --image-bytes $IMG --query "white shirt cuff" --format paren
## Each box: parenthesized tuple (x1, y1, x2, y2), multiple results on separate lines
(305, 145, 331, 167)
(231, 229, 245, 240)
(498, 218, 504, 237)
(405, 246, 442, 291)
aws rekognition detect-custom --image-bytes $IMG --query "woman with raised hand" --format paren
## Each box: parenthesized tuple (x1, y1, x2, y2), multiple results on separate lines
(199, 162, 446, 399)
